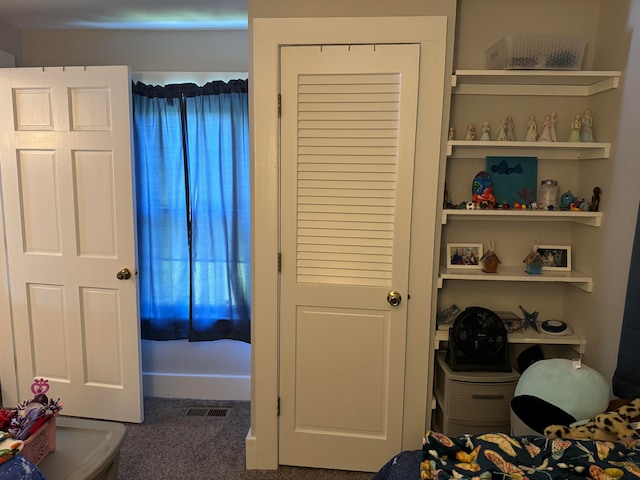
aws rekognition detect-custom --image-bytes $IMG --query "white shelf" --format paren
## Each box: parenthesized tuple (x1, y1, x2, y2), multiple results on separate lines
(434, 327, 586, 353)
(438, 265, 593, 292)
(442, 209, 602, 227)
(451, 70, 621, 96)
(447, 140, 610, 159)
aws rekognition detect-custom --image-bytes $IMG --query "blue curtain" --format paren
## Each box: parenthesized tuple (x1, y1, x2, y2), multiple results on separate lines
(132, 80, 251, 342)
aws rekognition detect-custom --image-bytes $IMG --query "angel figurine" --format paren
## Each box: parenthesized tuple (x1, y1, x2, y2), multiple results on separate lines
(567, 114, 582, 142)
(495, 118, 508, 141)
(538, 115, 553, 142)
(550, 112, 558, 141)
(505, 115, 516, 141)
(581, 109, 595, 142)
(464, 123, 476, 141)
(524, 115, 538, 142)
(480, 121, 491, 141)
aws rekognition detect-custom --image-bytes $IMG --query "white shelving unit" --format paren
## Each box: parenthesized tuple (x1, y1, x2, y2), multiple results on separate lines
(436, 69, 622, 353)
(447, 140, 610, 159)
(433, 328, 586, 356)
(451, 70, 621, 96)
(438, 265, 593, 292)
(442, 209, 603, 227)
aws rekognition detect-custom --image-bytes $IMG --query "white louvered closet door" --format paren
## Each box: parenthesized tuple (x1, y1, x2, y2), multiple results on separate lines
(279, 44, 420, 472)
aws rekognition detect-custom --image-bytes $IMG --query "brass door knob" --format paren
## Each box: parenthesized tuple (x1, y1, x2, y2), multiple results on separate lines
(116, 268, 132, 280)
(387, 290, 402, 307)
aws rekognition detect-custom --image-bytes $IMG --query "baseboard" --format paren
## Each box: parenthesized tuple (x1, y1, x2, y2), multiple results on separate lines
(245, 427, 257, 469)
(143, 372, 251, 400)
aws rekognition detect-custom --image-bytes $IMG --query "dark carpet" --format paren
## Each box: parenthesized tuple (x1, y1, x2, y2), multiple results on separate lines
(117, 397, 377, 479)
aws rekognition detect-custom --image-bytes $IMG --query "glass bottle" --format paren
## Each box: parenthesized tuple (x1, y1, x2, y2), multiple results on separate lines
(539, 179, 559, 210)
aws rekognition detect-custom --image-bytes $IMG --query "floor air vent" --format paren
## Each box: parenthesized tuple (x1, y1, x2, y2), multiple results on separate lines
(185, 407, 228, 417)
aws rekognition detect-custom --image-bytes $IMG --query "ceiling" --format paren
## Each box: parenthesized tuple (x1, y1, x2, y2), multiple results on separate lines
(0, 0, 248, 30)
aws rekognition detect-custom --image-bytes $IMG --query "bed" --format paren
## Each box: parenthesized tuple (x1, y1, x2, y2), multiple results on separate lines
(372, 430, 640, 480)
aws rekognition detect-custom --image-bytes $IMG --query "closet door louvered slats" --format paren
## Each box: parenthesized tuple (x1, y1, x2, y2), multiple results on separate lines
(296, 72, 400, 286)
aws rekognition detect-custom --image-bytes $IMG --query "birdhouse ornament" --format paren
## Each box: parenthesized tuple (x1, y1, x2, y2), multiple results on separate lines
(480, 241, 501, 273)
(523, 250, 544, 275)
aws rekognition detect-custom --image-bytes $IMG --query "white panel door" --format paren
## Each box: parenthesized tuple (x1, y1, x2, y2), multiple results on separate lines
(0, 66, 143, 423)
(279, 44, 419, 471)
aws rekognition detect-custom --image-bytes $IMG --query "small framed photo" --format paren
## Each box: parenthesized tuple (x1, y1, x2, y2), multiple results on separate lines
(534, 244, 572, 271)
(447, 243, 483, 269)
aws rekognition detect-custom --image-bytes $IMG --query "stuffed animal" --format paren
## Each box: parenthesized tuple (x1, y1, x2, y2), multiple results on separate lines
(544, 398, 640, 446)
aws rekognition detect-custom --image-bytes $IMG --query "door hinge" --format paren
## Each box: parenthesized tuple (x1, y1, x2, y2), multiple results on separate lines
(278, 252, 282, 273)
(277, 94, 281, 117)
(277, 397, 281, 416)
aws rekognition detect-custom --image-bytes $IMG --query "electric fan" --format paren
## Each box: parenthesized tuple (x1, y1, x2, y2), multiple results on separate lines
(446, 306, 511, 372)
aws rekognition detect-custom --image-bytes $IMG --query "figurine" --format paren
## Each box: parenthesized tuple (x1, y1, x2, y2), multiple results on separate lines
(590, 186, 601, 212)
(550, 112, 558, 141)
(495, 118, 508, 141)
(471, 170, 495, 206)
(560, 190, 577, 210)
(480, 121, 491, 141)
(538, 115, 554, 142)
(448, 127, 455, 140)
(524, 115, 538, 142)
(567, 114, 582, 142)
(518, 305, 539, 332)
(464, 123, 476, 141)
(505, 115, 516, 141)
(581, 109, 595, 142)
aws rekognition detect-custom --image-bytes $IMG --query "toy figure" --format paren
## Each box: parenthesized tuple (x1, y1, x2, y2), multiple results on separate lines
(480, 120, 491, 141)
(505, 115, 516, 141)
(550, 112, 558, 141)
(560, 190, 577, 210)
(495, 118, 508, 141)
(504, 115, 516, 142)
(538, 115, 553, 142)
(567, 114, 582, 142)
(448, 127, 455, 140)
(471, 170, 495, 206)
(464, 123, 476, 141)
(518, 305, 539, 331)
(590, 186, 601, 212)
(581, 109, 595, 142)
(524, 115, 538, 142)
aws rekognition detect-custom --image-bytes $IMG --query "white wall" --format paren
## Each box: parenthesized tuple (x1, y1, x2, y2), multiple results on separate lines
(0, 21, 21, 65)
(573, 0, 640, 384)
(20, 29, 247, 71)
(142, 339, 250, 400)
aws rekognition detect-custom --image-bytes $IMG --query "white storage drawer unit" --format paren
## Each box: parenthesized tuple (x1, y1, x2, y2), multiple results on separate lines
(433, 352, 519, 436)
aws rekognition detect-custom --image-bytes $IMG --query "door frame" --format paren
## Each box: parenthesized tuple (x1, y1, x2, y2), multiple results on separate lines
(248, 15, 455, 470)
(0, 206, 18, 407)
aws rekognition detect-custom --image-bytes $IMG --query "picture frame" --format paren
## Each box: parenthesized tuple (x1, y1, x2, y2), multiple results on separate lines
(447, 243, 483, 269)
(534, 244, 572, 271)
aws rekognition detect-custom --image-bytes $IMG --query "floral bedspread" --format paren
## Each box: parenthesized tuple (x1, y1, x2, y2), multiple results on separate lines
(373, 432, 640, 480)
(420, 431, 640, 479)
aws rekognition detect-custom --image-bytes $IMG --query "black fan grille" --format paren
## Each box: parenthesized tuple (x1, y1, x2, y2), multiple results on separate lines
(452, 307, 506, 359)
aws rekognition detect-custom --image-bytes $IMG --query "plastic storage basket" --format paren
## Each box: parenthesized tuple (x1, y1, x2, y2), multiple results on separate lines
(21, 417, 56, 465)
(486, 35, 586, 70)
